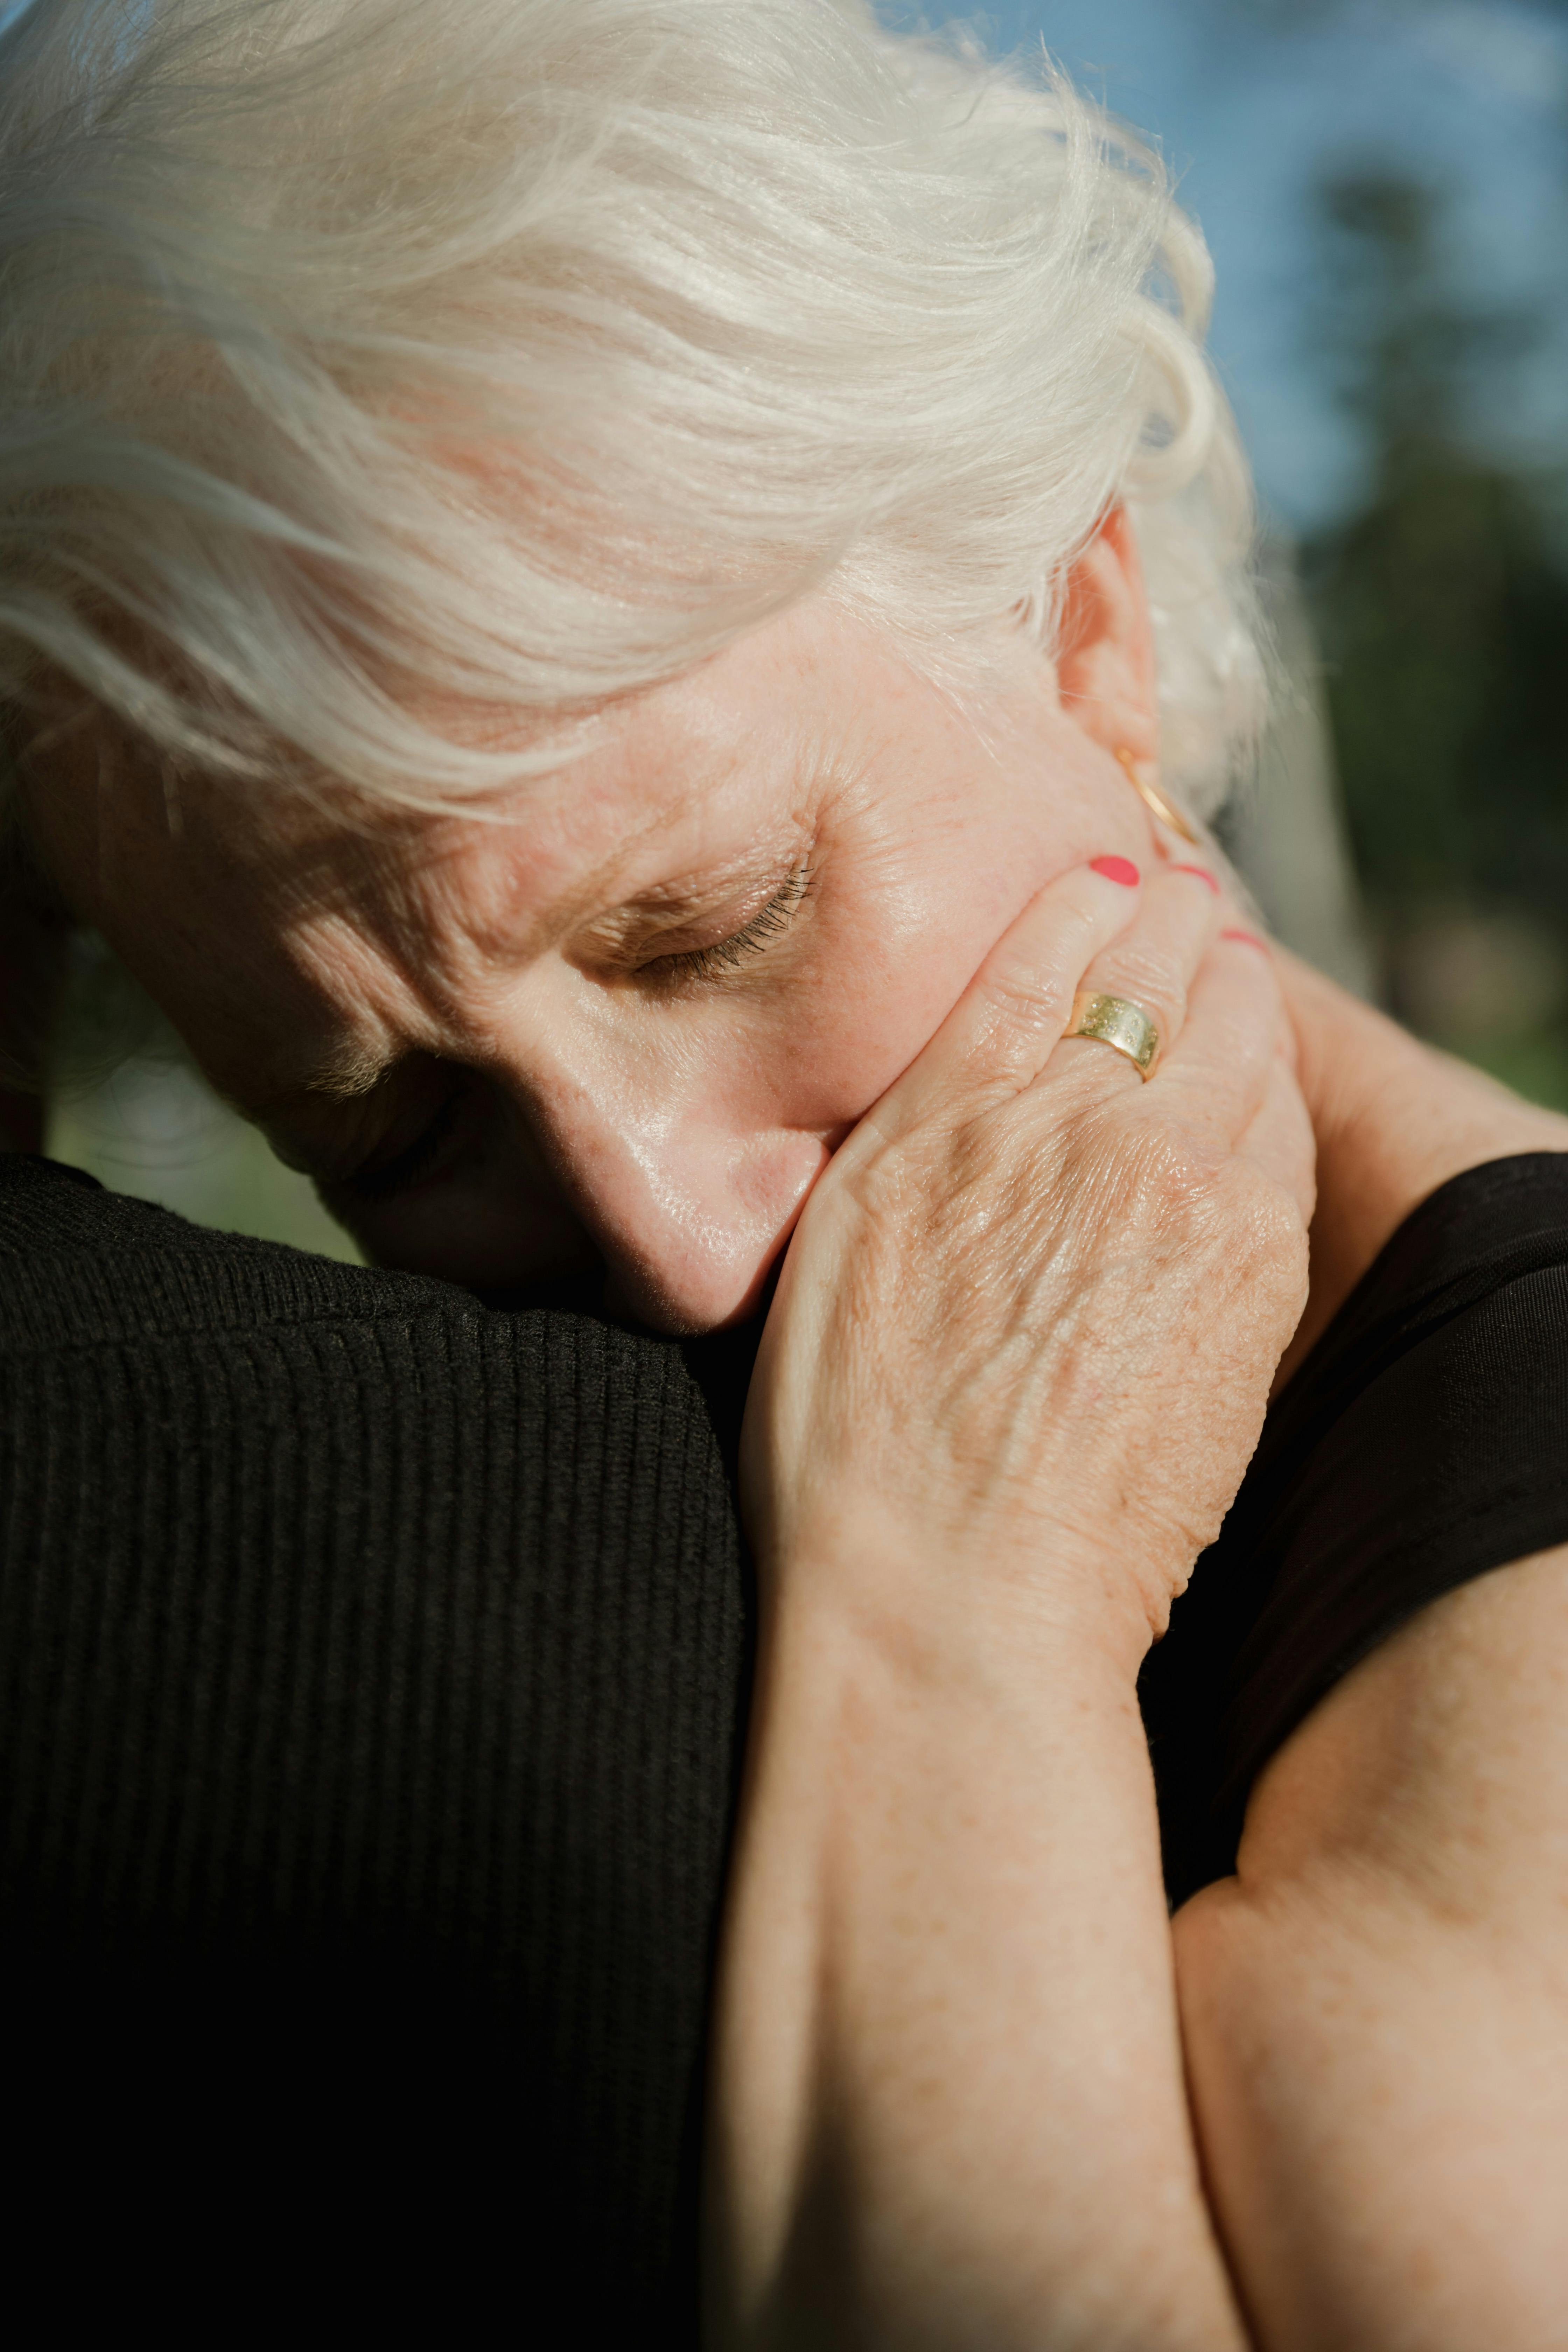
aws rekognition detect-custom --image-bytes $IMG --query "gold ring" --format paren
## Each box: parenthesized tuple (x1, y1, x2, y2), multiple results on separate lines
(1066, 990, 1160, 1079)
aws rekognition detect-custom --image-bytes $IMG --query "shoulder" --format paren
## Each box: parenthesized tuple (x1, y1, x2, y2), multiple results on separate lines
(0, 1147, 464, 1351)
(1275, 951, 1568, 1380)
(0, 1151, 716, 1454)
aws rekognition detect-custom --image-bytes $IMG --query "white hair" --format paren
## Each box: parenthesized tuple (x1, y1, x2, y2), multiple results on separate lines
(0, 0, 1265, 815)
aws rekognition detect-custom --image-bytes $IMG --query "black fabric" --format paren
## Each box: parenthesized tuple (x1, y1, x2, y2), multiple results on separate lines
(1142, 1150, 1568, 1905)
(0, 1153, 748, 2341)
(5, 1147, 1568, 2328)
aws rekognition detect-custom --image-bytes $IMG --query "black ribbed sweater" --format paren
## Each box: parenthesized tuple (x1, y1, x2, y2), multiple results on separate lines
(0, 1154, 746, 2342)
(6, 1147, 1568, 2340)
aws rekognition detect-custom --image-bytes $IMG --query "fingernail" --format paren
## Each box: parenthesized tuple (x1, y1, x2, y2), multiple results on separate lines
(1090, 855, 1140, 888)
(1220, 927, 1268, 950)
(1171, 862, 1220, 894)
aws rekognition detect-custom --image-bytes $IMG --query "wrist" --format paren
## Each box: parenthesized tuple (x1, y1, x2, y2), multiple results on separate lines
(757, 1487, 1163, 1687)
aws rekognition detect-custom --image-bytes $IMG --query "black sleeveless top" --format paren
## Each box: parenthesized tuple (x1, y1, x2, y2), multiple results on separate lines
(2, 1148, 1566, 2338)
(1141, 1149, 1568, 1903)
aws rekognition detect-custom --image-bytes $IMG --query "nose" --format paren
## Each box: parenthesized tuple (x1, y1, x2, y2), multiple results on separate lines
(510, 1059, 834, 1335)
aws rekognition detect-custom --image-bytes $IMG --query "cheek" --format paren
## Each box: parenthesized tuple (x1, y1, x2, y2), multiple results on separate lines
(757, 825, 1099, 1134)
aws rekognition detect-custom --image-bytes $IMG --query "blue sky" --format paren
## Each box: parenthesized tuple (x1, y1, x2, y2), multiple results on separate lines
(5, 0, 1565, 531)
(975, 0, 1568, 528)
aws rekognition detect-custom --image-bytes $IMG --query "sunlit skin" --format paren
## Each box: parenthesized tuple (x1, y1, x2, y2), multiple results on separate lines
(17, 504, 1568, 2345)
(22, 529, 1162, 1332)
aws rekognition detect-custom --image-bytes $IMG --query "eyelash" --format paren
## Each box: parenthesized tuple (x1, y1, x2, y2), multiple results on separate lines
(337, 864, 813, 1204)
(649, 861, 814, 982)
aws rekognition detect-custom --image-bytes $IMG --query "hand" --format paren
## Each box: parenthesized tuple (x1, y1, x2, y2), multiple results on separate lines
(715, 856, 1309, 2350)
(742, 855, 1315, 1657)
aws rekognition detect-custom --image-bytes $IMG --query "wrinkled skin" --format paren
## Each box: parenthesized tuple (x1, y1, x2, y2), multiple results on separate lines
(16, 507, 1568, 2348)
(711, 854, 1311, 2351)
(18, 517, 1165, 1333)
(742, 859, 1312, 1641)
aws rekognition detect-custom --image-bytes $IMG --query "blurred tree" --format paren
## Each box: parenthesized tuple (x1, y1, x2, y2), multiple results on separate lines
(1223, 0, 1568, 30)
(1300, 165, 1568, 1101)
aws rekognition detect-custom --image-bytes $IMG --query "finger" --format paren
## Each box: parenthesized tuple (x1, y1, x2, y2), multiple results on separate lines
(861, 855, 1147, 1146)
(1235, 1048, 1317, 1228)
(1138, 930, 1286, 1146)
(1042, 860, 1227, 1096)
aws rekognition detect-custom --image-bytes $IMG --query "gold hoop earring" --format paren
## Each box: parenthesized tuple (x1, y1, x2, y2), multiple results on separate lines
(1115, 746, 1199, 846)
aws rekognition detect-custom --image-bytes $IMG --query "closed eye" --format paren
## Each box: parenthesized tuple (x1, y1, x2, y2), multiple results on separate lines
(330, 1082, 466, 1205)
(643, 861, 813, 983)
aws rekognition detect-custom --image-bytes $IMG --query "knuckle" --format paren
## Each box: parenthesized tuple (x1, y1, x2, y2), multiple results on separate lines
(978, 959, 1073, 1042)
(1130, 1125, 1214, 1217)
(1120, 1128, 1303, 1275)
(1098, 941, 1185, 1005)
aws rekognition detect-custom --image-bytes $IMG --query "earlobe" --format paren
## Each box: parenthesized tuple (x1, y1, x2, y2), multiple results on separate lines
(1054, 506, 1160, 766)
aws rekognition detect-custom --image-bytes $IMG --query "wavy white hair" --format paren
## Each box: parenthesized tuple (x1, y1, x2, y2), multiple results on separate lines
(0, 0, 1265, 814)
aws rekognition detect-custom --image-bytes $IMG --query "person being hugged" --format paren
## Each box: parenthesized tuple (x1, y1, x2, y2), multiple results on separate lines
(1, 4, 1567, 2345)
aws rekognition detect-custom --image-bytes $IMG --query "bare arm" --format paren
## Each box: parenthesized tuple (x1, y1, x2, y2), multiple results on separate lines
(710, 1524, 1244, 2352)
(1176, 965, 1568, 2349)
(707, 860, 1313, 2349)
(1274, 951, 1568, 1380)
(1176, 1544, 1568, 2351)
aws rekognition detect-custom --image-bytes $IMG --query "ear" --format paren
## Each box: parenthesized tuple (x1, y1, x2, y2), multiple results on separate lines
(1054, 506, 1158, 765)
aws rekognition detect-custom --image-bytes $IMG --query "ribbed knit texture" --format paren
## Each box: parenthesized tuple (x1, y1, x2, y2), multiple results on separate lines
(0, 1154, 747, 2342)
(10, 1144, 1567, 2327)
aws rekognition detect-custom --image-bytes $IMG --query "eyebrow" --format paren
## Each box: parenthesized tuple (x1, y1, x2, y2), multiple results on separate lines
(307, 1042, 400, 1099)
(241, 866, 759, 1112)
(248, 784, 819, 1109)
(247, 1034, 398, 1113)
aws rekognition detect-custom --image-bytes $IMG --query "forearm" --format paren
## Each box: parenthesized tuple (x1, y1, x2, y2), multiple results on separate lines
(1173, 1547, 1568, 2351)
(705, 1522, 1249, 2352)
(705, 861, 1309, 2345)
(1178, 1865, 1568, 2352)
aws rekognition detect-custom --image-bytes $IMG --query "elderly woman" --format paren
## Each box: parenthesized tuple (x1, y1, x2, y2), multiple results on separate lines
(2, 2, 1567, 2345)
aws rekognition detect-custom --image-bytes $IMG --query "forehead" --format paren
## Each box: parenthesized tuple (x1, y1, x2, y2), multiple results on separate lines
(31, 598, 952, 1105)
(329, 629, 825, 957)
(163, 601, 866, 1071)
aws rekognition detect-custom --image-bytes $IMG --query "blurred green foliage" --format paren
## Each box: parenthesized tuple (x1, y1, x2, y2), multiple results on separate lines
(44, 942, 362, 1260)
(1300, 166, 1568, 1104)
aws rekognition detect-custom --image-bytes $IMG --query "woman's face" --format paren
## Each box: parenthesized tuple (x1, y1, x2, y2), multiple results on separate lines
(29, 577, 1160, 1333)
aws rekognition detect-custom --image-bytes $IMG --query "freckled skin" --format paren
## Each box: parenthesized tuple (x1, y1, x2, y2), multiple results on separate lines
(22, 531, 1568, 2345)
(24, 595, 1154, 1330)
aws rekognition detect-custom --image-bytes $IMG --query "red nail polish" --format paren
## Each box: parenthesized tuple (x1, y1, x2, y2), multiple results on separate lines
(1090, 855, 1140, 888)
(1171, 862, 1220, 894)
(1220, 927, 1268, 950)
